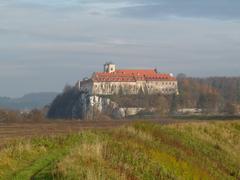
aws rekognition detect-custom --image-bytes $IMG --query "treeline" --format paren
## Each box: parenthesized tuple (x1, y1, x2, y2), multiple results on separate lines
(176, 75, 240, 114)
(0, 109, 45, 122)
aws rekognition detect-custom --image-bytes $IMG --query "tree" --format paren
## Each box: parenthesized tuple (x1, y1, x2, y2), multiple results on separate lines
(137, 88, 149, 108)
(64, 84, 72, 93)
(177, 73, 187, 80)
(197, 91, 220, 114)
(28, 109, 45, 121)
(118, 86, 124, 96)
(170, 94, 178, 114)
(155, 95, 169, 115)
(224, 102, 237, 115)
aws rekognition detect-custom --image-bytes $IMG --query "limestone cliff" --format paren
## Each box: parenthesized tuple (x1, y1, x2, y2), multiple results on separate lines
(47, 88, 142, 119)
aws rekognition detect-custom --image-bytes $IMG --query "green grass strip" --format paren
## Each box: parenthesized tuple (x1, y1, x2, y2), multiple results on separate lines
(12, 148, 70, 180)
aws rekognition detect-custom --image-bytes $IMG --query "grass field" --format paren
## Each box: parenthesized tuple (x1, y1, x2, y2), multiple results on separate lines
(0, 120, 239, 180)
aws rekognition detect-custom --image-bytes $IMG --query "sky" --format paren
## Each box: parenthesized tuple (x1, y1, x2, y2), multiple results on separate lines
(1, 0, 240, 97)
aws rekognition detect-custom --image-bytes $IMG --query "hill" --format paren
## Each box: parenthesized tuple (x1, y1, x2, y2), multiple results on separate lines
(0, 120, 239, 179)
(0, 92, 59, 110)
(47, 76, 240, 120)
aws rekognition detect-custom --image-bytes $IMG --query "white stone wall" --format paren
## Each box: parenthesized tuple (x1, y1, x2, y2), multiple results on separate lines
(89, 81, 178, 95)
(87, 95, 146, 118)
(92, 82, 140, 95)
(146, 81, 178, 94)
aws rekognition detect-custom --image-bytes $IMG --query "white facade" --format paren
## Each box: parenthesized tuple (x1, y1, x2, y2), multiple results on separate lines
(78, 63, 179, 96)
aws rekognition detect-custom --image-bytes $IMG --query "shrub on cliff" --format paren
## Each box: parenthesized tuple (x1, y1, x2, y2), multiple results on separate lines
(47, 86, 82, 119)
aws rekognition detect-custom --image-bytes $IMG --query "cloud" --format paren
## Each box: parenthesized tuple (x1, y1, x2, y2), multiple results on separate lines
(115, 0, 240, 20)
(1, 0, 240, 96)
(2, 0, 240, 20)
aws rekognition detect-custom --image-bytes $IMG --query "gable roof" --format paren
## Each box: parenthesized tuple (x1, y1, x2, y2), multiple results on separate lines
(90, 69, 176, 82)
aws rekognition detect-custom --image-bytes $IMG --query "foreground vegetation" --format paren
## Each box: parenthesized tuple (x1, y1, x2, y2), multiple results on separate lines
(0, 120, 240, 180)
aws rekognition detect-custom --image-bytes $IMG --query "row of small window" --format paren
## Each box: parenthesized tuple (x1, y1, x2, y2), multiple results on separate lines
(161, 88, 176, 92)
(94, 83, 176, 89)
(95, 84, 135, 89)
(151, 82, 176, 86)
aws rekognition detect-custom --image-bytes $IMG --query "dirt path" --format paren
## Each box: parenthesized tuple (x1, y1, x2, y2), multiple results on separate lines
(0, 119, 184, 146)
(0, 120, 126, 140)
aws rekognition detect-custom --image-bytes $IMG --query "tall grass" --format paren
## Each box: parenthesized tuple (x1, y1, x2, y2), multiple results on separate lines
(0, 121, 239, 180)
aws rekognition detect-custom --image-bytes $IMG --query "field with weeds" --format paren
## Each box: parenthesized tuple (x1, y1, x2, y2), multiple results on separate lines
(0, 120, 240, 180)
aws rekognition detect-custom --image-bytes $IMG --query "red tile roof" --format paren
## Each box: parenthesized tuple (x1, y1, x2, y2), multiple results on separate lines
(88, 69, 176, 82)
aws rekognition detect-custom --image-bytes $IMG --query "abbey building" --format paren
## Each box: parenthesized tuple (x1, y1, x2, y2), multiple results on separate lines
(77, 63, 178, 96)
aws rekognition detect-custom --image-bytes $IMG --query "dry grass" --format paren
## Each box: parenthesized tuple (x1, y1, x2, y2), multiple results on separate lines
(122, 126, 153, 141)
(54, 133, 126, 180)
(0, 120, 240, 180)
(169, 121, 240, 160)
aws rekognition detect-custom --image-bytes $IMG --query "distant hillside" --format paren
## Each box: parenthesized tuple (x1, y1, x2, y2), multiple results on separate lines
(0, 92, 59, 110)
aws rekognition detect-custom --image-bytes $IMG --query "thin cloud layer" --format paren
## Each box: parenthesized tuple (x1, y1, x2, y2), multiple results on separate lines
(0, 0, 240, 96)
(117, 0, 240, 20)
(2, 0, 240, 19)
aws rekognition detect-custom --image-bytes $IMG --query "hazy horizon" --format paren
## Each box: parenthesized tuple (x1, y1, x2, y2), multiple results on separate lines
(1, 0, 240, 97)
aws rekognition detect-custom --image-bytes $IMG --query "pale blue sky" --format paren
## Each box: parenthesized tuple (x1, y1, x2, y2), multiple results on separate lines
(1, 0, 240, 97)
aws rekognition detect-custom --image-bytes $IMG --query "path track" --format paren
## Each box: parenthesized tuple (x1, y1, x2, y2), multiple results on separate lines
(0, 119, 181, 146)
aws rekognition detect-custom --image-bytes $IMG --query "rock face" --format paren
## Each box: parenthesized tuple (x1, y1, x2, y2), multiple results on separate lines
(47, 88, 143, 119)
(78, 94, 144, 119)
(84, 95, 121, 119)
